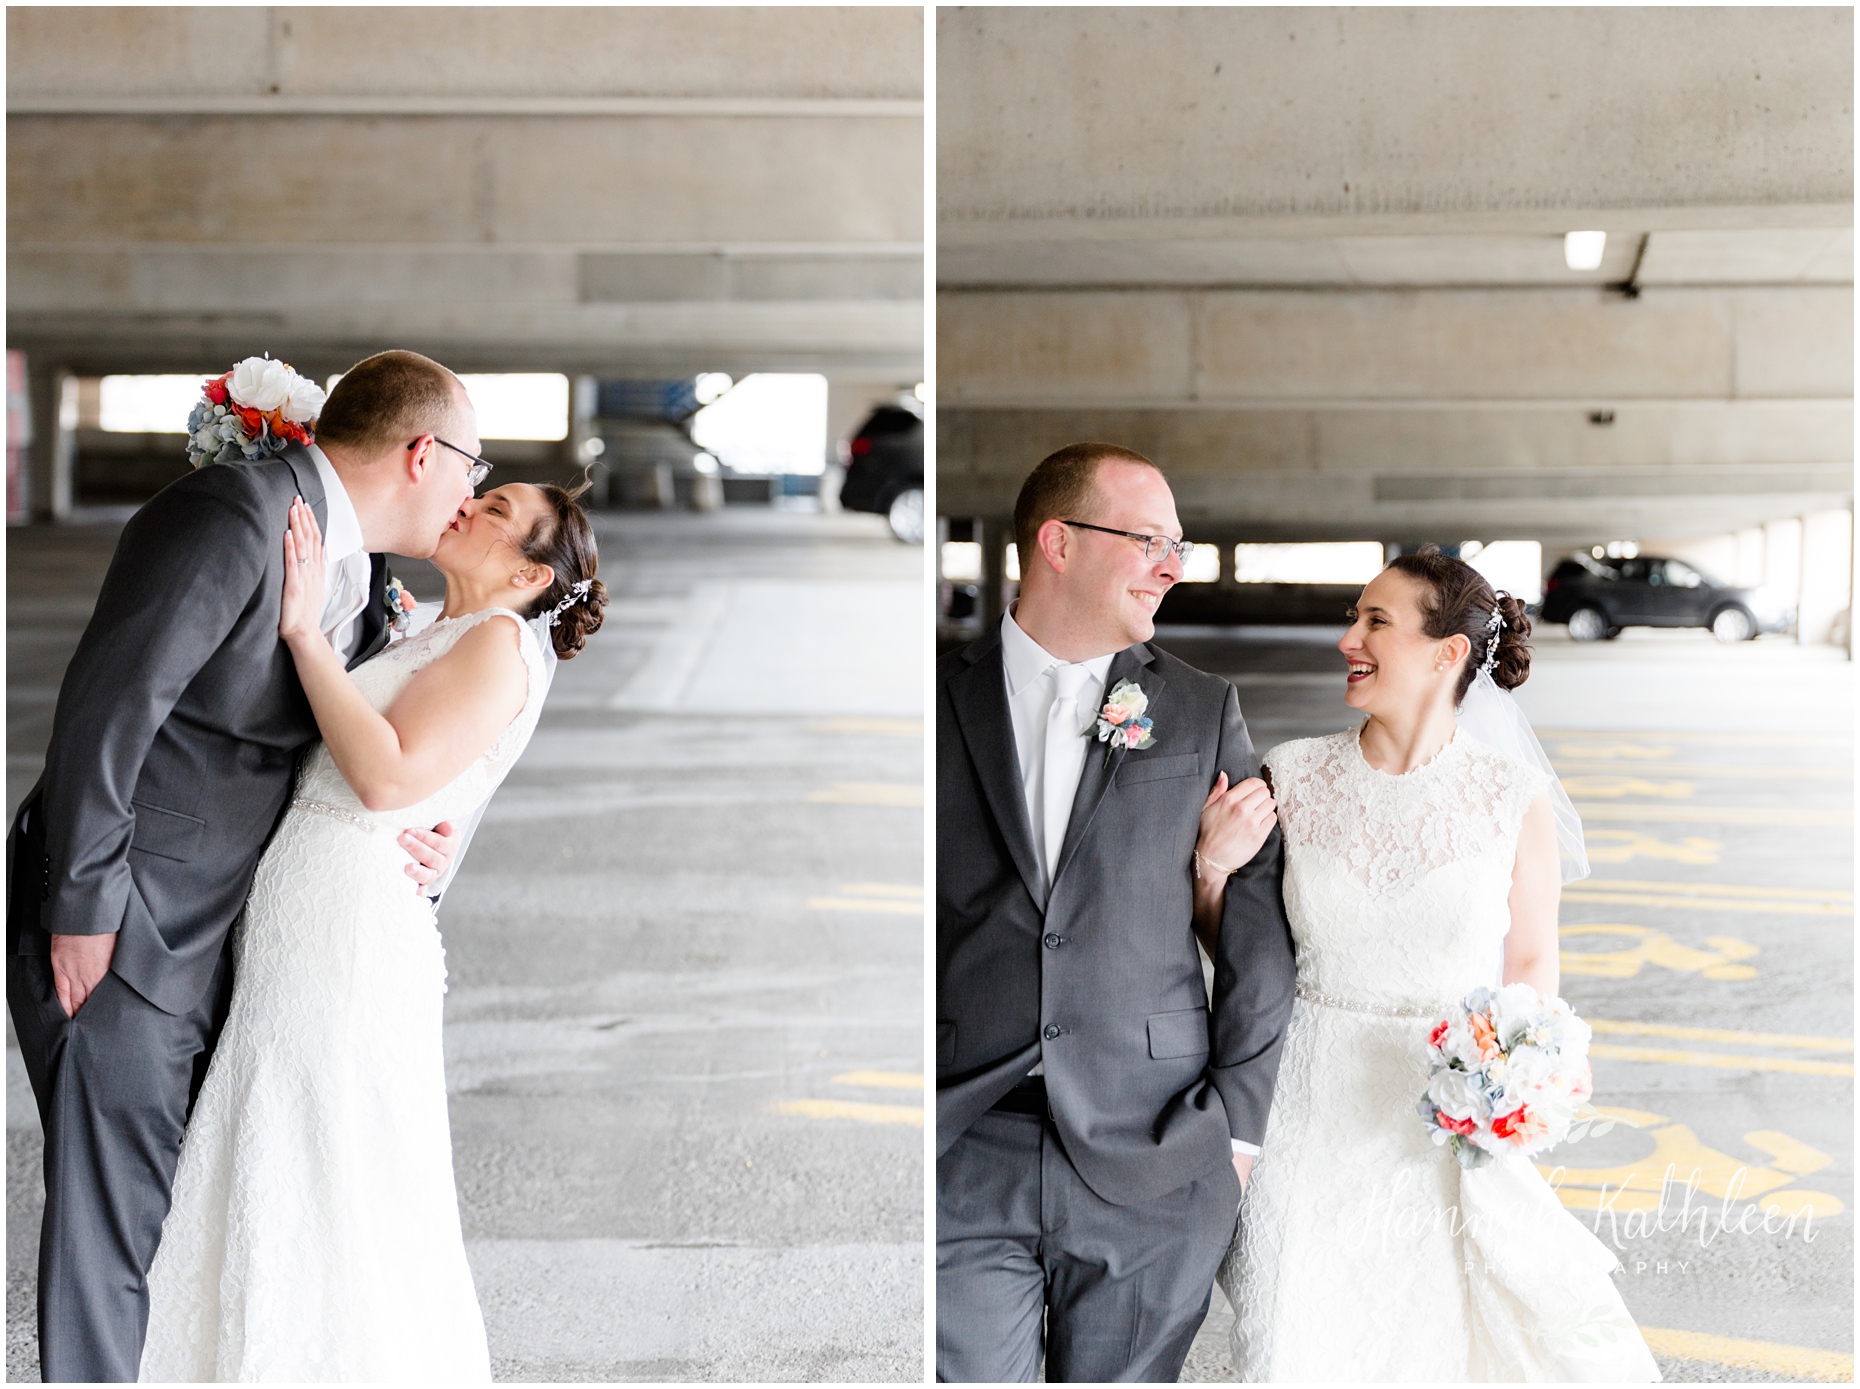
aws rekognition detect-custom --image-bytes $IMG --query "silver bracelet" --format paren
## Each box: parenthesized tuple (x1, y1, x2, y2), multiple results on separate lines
(1194, 849, 1238, 883)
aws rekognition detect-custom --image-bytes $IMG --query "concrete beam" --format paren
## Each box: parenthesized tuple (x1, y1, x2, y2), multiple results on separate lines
(7, 7, 924, 101)
(939, 287, 1853, 404)
(939, 7, 1852, 228)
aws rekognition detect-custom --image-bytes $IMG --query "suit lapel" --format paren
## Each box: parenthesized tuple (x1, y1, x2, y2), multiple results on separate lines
(1051, 643, 1165, 889)
(948, 633, 1047, 912)
(347, 554, 390, 670)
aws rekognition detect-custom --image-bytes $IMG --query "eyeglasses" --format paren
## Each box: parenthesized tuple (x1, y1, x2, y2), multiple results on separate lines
(1062, 520, 1195, 565)
(420, 436, 494, 489)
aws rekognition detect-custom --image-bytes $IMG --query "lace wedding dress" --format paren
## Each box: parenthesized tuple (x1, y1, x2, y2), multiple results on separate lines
(139, 608, 548, 1383)
(1217, 728, 1660, 1383)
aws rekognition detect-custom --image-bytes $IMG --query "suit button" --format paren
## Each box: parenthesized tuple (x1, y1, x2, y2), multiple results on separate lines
(1043, 933, 1063, 949)
(1043, 1024, 1061, 1040)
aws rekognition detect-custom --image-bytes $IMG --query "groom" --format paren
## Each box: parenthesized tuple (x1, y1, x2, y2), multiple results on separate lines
(936, 443, 1297, 1382)
(7, 349, 483, 1383)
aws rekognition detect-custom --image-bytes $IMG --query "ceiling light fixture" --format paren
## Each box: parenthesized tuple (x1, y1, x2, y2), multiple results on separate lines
(1565, 231, 1607, 271)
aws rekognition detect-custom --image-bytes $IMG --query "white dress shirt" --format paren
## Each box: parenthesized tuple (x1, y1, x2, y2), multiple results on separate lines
(306, 444, 372, 663)
(999, 608, 1259, 1158)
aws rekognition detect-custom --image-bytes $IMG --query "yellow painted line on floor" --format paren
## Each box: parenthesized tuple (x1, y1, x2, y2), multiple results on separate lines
(1556, 760, 1853, 780)
(1587, 1018, 1854, 1052)
(1539, 729, 1853, 748)
(807, 782, 924, 807)
(837, 883, 923, 898)
(1589, 1042, 1854, 1077)
(1563, 889, 1851, 915)
(805, 717, 924, 737)
(1574, 802, 1853, 827)
(769, 1098, 923, 1126)
(832, 1070, 924, 1090)
(807, 897, 923, 915)
(1638, 1326, 1854, 1381)
(1572, 879, 1853, 902)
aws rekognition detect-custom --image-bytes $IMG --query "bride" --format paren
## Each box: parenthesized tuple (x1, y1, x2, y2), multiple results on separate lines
(138, 482, 607, 1382)
(1196, 546, 1659, 1382)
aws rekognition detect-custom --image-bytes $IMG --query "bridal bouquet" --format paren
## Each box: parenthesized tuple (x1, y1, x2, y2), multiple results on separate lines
(187, 356, 327, 467)
(1417, 983, 1610, 1169)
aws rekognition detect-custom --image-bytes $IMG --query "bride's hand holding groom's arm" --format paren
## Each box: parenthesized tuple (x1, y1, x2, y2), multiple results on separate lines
(1189, 770, 1277, 956)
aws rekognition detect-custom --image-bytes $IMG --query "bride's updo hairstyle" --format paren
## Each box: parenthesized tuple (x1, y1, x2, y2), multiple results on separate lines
(1384, 544, 1533, 699)
(515, 480, 608, 659)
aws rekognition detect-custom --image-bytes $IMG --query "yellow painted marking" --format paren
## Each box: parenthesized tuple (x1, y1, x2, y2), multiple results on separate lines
(1744, 1130, 1836, 1176)
(1574, 802, 1852, 827)
(1589, 1042, 1853, 1077)
(1538, 1107, 1845, 1219)
(807, 782, 924, 807)
(1587, 1018, 1854, 1053)
(837, 883, 923, 899)
(1559, 760, 1852, 781)
(1560, 775, 1695, 799)
(1564, 882, 1852, 915)
(805, 718, 923, 737)
(832, 1070, 924, 1090)
(807, 897, 923, 915)
(1560, 924, 1758, 980)
(1555, 741, 1675, 760)
(1637, 1327, 1854, 1381)
(1582, 829, 1721, 866)
(1539, 729, 1852, 748)
(769, 1098, 923, 1126)
(1572, 879, 1852, 903)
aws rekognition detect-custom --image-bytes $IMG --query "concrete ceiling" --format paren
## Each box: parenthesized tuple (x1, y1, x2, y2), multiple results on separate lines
(6, 7, 925, 381)
(935, 7, 1853, 544)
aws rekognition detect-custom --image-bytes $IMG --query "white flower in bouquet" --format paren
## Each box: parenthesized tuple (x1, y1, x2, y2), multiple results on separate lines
(1426, 1069, 1490, 1126)
(229, 356, 296, 412)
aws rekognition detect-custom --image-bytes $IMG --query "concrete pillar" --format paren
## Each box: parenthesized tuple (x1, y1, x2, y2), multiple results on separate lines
(1797, 510, 1854, 647)
(1761, 519, 1804, 635)
(25, 359, 75, 523)
(981, 516, 1013, 626)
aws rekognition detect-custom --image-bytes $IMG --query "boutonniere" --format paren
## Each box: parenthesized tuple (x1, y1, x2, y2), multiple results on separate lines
(383, 575, 417, 636)
(1090, 678, 1155, 768)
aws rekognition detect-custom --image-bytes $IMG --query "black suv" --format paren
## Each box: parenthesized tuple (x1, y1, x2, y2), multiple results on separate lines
(836, 401, 923, 543)
(1539, 553, 1793, 643)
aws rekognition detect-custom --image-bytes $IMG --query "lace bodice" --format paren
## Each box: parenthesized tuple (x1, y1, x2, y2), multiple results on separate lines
(294, 606, 548, 831)
(1265, 728, 1549, 1009)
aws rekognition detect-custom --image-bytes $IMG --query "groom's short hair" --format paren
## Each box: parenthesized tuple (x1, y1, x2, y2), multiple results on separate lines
(1013, 442, 1161, 576)
(315, 350, 461, 456)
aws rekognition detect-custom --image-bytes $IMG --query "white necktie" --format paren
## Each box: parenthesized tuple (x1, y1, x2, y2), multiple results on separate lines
(320, 552, 371, 659)
(1042, 662, 1092, 886)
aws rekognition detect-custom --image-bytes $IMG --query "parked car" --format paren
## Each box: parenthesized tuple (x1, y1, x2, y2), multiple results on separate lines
(1539, 553, 1794, 642)
(836, 401, 923, 543)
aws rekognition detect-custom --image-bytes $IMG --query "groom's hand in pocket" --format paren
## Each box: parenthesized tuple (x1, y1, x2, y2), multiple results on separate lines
(1233, 1152, 1254, 1193)
(50, 931, 117, 1017)
(399, 820, 461, 893)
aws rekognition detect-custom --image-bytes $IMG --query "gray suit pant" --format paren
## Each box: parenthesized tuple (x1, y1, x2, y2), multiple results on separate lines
(8, 945, 232, 1384)
(937, 1108, 1241, 1383)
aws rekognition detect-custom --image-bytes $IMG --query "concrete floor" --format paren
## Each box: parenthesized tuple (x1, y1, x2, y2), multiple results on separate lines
(1156, 624, 1853, 1385)
(6, 507, 926, 1382)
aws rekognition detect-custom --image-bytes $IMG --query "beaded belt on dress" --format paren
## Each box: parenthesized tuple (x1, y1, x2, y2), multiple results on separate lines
(291, 797, 383, 833)
(1295, 982, 1450, 1019)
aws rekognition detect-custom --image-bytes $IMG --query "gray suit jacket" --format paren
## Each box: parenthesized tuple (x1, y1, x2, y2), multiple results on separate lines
(935, 628, 1297, 1207)
(9, 445, 390, 1016)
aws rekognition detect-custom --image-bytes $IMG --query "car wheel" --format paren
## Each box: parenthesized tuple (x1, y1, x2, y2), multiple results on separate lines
(1567, 606, 1610, 642)
(1711, 606, 1756, 643)
(886, 486, 924, 545)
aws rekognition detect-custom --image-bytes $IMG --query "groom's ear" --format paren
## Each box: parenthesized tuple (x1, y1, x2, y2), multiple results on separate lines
(402, 434, 437, 482)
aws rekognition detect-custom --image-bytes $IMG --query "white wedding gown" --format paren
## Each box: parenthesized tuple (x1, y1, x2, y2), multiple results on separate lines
(140, 608, 548, 1383)
(1217, 728, 1660, 1382)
